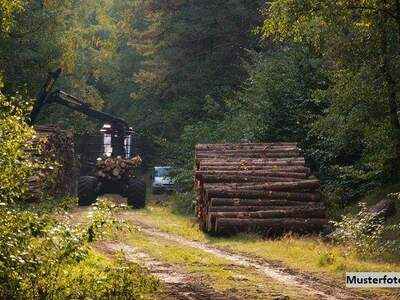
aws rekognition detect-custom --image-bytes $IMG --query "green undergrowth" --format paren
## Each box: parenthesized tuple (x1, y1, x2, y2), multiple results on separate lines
(55, 250, 159, 299)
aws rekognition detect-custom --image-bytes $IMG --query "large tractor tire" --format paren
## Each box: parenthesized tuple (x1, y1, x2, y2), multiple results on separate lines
(127, 178, 146, 209)
(78, 176, 99, 206)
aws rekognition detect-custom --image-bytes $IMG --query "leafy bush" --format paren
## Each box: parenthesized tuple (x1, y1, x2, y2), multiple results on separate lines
(0, 198, 159, 299)
(331, 203, 400, 259)
(0, 92, 159, 299)
(0, 91, 43, 203)
(54, 253, 159, 300)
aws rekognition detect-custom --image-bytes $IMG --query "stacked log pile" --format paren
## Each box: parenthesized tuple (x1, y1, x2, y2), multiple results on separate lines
(194, 143, 327, 235)
(96, 155, 142, 181)
(28, 126, 78, 200)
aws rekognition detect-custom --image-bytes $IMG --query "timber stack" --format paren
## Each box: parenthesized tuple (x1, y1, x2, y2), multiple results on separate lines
(96, 155, 142, 181)
(194, 143, 327, 235)
(28, 126, 78, 200)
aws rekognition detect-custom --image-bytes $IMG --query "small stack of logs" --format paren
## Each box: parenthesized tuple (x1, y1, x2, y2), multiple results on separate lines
(194, 143, 327, 235)
(28, 126, 78, 200)
(96, 155, 142, 181)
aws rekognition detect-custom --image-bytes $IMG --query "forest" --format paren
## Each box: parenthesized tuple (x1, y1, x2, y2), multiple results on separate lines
(1, 0, 400, 299)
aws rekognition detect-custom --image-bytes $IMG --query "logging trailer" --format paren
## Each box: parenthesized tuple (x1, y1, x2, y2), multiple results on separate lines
(29, 68, 146, 208)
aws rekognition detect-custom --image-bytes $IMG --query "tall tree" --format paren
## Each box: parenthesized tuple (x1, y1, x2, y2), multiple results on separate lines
(262, 0, 400, 178)
(126, 0, 263, 147)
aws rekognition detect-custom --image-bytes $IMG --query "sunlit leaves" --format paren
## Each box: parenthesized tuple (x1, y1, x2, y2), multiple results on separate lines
(0, 0, 24, 33)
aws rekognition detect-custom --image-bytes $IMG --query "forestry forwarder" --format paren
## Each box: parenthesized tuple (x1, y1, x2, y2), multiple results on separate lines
(29, 68, 146, 208)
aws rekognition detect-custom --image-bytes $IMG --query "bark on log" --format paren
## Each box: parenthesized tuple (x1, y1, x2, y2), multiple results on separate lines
(206, 189, 321, 201)
(198, 158, 305, 163)
(195, 143, 298, 150)
(207, 208, 326, 232)
(196, 152, 300, 159)
(208, 206, 322, 213)
(204, 180, 320, 192)
(199, 166, 311, 174)
(215, 218, 328, 235)
(198, 161, 305, 167)
(200, 175, 304, 183)
(210, 198, 324, 207)
(196, 149, 300, 155)
(196, 170, 308, 179)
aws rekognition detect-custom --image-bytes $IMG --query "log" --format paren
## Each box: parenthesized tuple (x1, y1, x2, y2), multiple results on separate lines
(206, 189, 321, 201)
(367, 199, 396, 220)
(204, 180, 320, 192)
(195, 143, 298, 150)
(215, 218, 328, 234)
(200, 175, 304, 183)
(208, 205, 321, 212)
(196, 152, 300, 159)
(207, 208, 326, 231)
(199, 166, 311, 174)
(196, 149, 300, 155)
(199, 161, 305, 167)
(198, 158, 305, 163)
(195, 170, 308, 179)
(96, 155, 142, 181)
(210, 198, 324, 207)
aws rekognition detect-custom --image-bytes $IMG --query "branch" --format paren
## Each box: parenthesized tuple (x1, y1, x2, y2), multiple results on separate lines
(347, 5, 399, 21)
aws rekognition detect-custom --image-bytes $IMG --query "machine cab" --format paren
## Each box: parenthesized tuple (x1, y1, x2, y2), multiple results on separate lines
(78, 124, 142, 175)
(100, 124, 136, 159)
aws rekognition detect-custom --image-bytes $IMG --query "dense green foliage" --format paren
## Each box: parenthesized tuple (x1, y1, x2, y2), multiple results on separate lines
(1, 0, 399, 218)
(262, 0, 400, 196)
(0, 90, 158, 298)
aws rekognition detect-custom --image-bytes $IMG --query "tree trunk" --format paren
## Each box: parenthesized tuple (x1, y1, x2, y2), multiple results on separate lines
(380, 0, 400, 177)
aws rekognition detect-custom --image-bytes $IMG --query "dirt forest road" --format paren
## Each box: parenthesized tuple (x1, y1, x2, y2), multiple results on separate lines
(74, 202, 376, 300)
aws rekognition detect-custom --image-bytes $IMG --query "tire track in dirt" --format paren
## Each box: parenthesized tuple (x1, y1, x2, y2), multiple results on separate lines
(128, 223, 370, 300)
(94, 241, 240, 300)
(72, 203, 373, 299)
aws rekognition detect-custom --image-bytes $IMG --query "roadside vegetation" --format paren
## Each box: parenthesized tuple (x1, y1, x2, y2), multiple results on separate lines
(0, 95, 159, 299)
(130, 198, 400, 280)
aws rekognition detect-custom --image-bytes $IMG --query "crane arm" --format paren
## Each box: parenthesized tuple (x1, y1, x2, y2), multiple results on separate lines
(47, 90, 129, 131)
(29, 69, 128, 133)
